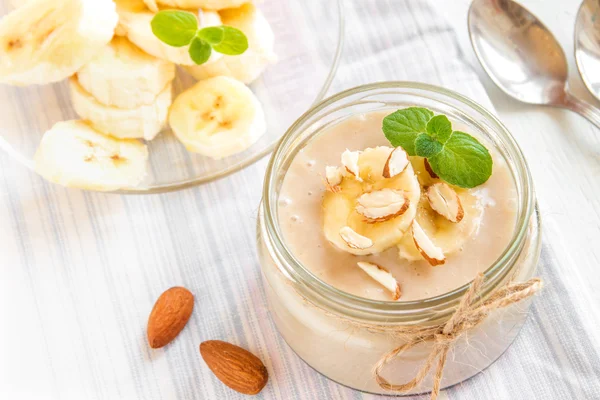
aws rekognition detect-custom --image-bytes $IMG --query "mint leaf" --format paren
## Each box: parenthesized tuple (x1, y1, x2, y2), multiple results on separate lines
(197, 26, 224, 45)
(415, 134, 443, 157)
(383, 108, 493, 188)
(188, 37, 212, 65)
(426, 115, 453, 143)
(211, 26, 248, 55)
(151, 12, 248, 63)
(427, 131, 492, 188)
(382, 107, 434, 155)
(197, 26, 248, 55)
(151, 11, 198, 47)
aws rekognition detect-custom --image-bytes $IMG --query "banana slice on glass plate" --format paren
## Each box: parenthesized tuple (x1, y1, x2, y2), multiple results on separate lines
(0, 0, 118, 86)
(169, 76, 266, 159)
(76, 37, 175, 109)
(116, 1, 222, 66)
(322, 146, 421, 256)
(397, 158, 485, 263)
(34, 121, 148, 191)
(7, 0, 29, 9)
(146, 0, 248, 11)
(69, 78, 172, 141)
(184, 3, 276, 84)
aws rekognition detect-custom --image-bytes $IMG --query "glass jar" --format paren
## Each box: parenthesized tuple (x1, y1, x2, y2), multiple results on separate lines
(257, 82, 541, 395)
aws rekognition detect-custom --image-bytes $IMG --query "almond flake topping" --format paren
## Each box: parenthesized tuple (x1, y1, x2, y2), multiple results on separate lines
(339, 226, 373, 249)
(424, 159, 439, 179)
(357, 262, 401, 300)
(426, 182, 464, 223)
(324, 166, 344, 192)
(341, 149, 362, 181)
(412, 221, 446, 266)
(383, 147, 410, 178)
(355, 189, 410, 223)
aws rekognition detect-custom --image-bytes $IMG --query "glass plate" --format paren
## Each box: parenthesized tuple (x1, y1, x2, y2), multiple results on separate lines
(0, 0, 344, 193)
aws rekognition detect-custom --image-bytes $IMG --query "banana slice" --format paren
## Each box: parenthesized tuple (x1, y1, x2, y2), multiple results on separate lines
(397, 157, 485, 261)
(184, 4, 275, 84)
(118, 6, 222, 66)
(142, 0, 160, 12)
(114, 0, 146, 30)
(169, 76, 266, 158)
(153, 0, 248, 11)
(322, 147, 421, 256)
(114, 0, 152, 17)
(34, 120, 148, 191)
(8, 0, 30, 9)
(70, 77, 172, 140)
(77, 37, 175, 109)
(0, 0, 118, 86)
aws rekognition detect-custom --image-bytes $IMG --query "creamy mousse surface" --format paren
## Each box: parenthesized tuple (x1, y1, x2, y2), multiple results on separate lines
(277, 111, 518, 301)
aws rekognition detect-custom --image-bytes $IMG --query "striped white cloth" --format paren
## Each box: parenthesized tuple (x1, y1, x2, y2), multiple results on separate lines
(1, 0, 599, 399)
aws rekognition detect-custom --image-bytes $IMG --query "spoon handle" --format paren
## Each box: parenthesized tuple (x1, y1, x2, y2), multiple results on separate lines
(563, 93, 600, 130)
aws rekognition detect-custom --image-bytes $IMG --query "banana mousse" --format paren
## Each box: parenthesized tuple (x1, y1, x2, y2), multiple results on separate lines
(278, 109, 517, 301)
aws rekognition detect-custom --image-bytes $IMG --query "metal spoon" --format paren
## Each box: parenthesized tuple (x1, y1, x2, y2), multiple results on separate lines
(575, 0, 600, 102)
(468, 0, 600, 129)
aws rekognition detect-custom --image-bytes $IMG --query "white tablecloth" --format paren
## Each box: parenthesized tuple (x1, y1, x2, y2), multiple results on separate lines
(1, 1, 599, 399)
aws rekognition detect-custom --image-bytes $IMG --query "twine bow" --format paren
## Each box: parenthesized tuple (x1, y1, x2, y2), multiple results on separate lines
(373, 273, 543, 400)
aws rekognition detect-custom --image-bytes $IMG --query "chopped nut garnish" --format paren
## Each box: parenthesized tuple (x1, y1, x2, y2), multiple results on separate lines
(339, 226, 373, 249)
(383, 147, 409, 178)
(357, 261, 401, 300)
(355, 189, 409, 223)
(341, 149, 362, 181)
(324, 166, 344, 192)
(412, 221, 446, 266)
(426, 182, 464, 223)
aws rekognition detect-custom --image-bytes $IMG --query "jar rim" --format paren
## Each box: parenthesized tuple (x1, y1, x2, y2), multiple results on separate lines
(262, 81, 535, 318)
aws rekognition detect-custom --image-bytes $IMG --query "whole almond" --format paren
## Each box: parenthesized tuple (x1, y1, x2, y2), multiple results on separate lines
(147, 287, 194, 349)
(200, 340, 268, 395)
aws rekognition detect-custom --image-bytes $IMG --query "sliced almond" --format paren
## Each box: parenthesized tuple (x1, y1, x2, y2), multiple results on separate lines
(424, 159, 439, 179)
(412, 221, 446, 266)
(383, 147, 409, 178)
(355, 189, 409, 223)
(339, 226, 373, 249)
(341, 149, 362, 181)
(324, 166, 344, 192)
(357, 262, 401, 300)
(426, 182, 464, 223)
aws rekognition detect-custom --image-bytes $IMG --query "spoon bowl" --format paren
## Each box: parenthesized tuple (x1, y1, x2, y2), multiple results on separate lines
(468, 0, 568, 105)
(575, 0, 600, 102)
(468, 0, 600, 129)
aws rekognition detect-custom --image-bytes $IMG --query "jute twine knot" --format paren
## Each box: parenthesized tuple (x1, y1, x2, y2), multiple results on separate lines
(373, 273, 543, 400)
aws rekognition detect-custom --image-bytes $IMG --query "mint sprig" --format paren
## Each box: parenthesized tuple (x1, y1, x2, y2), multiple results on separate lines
(382, 107, 492, 188)
(426, 115, 452, 143)
(188, 37, 212, 64)
(428, 132, 493, 188)
(151, 10, 248, 65)
(414, 133, 443, 157)
(198, 26, 248, 55)
(382, 107, 433, 155)
(151, 10, 198, 47)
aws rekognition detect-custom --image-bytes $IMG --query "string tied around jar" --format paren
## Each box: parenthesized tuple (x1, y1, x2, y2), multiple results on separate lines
(373, 273, 543, 400)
